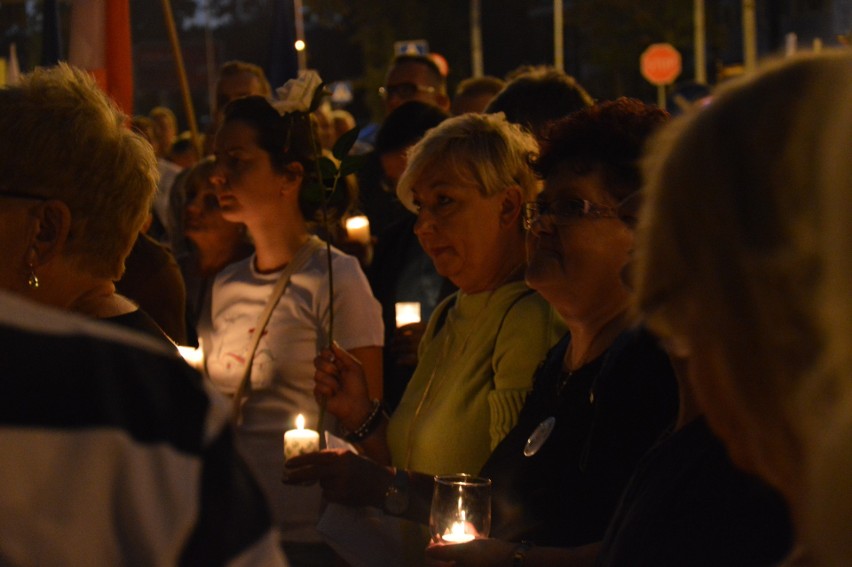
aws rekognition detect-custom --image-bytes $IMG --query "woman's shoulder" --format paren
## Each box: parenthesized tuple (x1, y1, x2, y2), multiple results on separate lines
(326, 244, 366, 273)
(491, 281, 549, 310)
(492, 283, 561, 329)
(608, 326, 671, 370)
(420, 292, 459, 344)
(299, 243, 371, 289)
(601, 325, 679, 404)
(104, 308, 176, 350)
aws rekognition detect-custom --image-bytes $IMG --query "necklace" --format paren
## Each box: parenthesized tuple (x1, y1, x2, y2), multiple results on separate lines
(524, 345, 607, 458)
(524, 313, 623, 457)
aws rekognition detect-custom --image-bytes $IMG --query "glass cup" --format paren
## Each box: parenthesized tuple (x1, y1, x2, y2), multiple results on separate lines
(429, 474, 491, 544)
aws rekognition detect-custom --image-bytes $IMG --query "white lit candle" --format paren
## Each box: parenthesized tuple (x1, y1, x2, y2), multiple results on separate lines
(177, 344, 204, 371)
(394, 302, 421, 327)
(345, 215, 371, 245)
(283, 414, 320, 461)
(431, 475, 490, 544)
(441, 520, 476, 544)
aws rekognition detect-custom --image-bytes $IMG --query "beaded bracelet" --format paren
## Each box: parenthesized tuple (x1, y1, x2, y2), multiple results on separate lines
(344, 399, 387, 443)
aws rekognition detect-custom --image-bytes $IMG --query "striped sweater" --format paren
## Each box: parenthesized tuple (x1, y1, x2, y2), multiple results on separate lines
(0, 291, 288, 567)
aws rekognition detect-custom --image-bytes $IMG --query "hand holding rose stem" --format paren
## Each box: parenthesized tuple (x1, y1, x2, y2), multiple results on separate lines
(314, 343, 390, 462)
(281, 71, 365, 442)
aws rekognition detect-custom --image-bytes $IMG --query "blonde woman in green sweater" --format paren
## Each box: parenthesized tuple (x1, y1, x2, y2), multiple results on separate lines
(287, 113, 564, 557)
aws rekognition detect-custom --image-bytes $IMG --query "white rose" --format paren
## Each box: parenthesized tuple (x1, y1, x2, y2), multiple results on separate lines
(272, 70, 324, 115)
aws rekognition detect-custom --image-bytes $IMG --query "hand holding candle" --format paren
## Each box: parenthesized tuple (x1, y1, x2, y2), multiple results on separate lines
(283, 414, 320, 461)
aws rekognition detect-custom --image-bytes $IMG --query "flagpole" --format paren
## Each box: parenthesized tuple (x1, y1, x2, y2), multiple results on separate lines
(553, 0, 564, 71)
(470, 0, 483, 77)
(294, 0, 307, 73)
(742, 0, 757, 74)
(160, 0, 203, 157)
(694, 0, 706, 83)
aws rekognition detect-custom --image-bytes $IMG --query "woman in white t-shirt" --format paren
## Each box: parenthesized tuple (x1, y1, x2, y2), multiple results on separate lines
(203, 93, 383, 564)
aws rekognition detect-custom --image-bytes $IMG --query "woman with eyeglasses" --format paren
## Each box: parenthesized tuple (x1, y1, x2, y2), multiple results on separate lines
(0, 64, 171, 345)
(288, 102, 679, 565)
(465, 98, 678, 555)
(431, 98, 792, 566)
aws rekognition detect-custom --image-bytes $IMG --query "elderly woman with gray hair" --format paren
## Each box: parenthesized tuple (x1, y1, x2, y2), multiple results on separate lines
(0, 63, 168, 343)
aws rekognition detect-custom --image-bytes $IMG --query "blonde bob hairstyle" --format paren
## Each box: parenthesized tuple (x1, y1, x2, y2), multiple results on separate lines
(634, 51, 852, 435)
(0, 63, 157, 280)
(396, 112, 539, 213)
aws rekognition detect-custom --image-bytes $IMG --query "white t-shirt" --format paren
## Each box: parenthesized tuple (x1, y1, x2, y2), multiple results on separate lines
(205, 240, 383, 542)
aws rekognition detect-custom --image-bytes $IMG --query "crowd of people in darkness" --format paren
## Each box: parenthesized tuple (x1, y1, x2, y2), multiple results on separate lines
(1, 46, 851, 567)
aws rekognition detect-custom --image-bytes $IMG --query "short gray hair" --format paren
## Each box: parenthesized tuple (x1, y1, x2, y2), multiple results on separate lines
(0, 63, 157, 280)
(396, 112, 538, 212)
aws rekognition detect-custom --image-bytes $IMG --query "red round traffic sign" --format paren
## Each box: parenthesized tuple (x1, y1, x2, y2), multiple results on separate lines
(640, 43, 682, 86)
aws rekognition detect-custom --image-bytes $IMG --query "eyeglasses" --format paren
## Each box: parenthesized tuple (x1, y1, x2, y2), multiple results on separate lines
(522, 199, 618, 231)
(378, 82, 436, 100)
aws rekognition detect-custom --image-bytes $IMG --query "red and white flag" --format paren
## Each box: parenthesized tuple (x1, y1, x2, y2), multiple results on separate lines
(68, 0, 133, 114)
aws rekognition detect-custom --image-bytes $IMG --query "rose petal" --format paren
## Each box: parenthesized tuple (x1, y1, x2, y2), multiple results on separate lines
(273, 70, 325, 115)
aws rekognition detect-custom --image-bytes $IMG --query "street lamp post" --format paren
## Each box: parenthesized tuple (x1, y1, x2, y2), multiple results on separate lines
(471, 0, 483, 77)
(554, 0, 564, 71)
(694, 0, 706, 83)
(742, 0, 757, 73)
(294, 0, 306, 73)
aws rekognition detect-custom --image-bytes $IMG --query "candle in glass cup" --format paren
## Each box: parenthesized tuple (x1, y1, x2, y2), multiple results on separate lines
(430, 474, 491, 544)
(394, 302, 421, 328)
(345, 215, 371, 245)
(283, 414, 320, 461)
(440, 515, 477, 543)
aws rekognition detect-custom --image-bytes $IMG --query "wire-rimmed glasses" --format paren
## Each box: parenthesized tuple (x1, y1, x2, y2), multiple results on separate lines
(522, 198, 618, 231)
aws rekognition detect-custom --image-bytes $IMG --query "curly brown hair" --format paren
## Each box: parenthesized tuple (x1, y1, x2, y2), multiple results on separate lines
(534, 98, 668, 203)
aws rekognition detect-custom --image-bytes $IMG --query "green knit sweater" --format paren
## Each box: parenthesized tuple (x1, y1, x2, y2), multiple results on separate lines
(387, 281, 566, 475)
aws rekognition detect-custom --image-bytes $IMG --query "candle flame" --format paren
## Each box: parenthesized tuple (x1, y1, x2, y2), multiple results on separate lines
(177, 345, 204, 370)
(345, 215, 369, 230)
(295, 414, 305, 430)
(394, 302, 421, 327)
(442, 520, 475, 543)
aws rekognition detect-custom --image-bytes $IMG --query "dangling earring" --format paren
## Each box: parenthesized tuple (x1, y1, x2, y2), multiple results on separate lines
(27, 265, 39, 289)
(26, 249, 39, 289)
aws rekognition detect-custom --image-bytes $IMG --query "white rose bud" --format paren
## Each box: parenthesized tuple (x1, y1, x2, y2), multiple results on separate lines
(272, 70, 324, 115)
